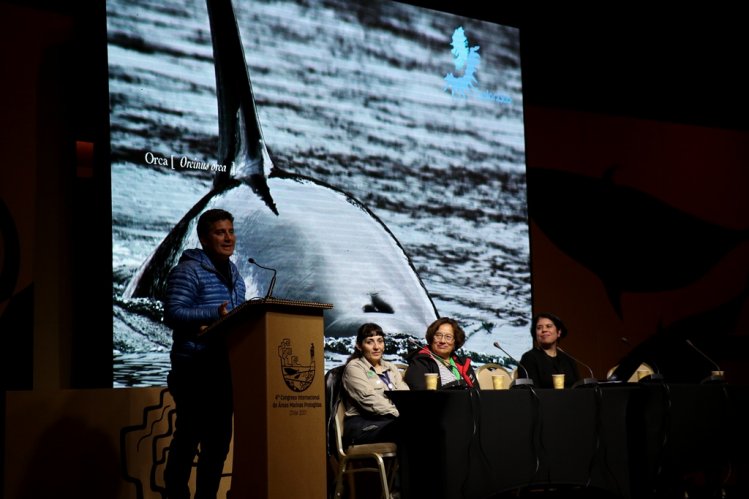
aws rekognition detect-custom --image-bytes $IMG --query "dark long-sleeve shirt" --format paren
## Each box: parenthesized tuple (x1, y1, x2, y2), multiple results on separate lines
(518, 347, 580, 388)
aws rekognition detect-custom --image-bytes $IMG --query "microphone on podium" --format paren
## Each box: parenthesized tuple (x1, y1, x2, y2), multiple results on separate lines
(493, 341, 534, 388)
(556, 346, 598, 387)
(248, 258, 277, 299)
(685, 339, 725, 384)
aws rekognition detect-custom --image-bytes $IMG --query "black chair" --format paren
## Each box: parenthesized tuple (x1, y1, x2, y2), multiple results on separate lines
(324, 365, 398, 499)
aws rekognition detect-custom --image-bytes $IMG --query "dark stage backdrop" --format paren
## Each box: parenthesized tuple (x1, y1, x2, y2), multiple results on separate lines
(525, 107, 749, 383)
(107, 0, 531, 386)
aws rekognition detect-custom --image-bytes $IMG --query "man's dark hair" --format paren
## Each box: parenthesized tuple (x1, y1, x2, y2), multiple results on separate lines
(197, 208, 234, 239)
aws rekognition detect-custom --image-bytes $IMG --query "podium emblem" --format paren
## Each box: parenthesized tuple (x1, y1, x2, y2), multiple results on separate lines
(277, 338, 316, 392)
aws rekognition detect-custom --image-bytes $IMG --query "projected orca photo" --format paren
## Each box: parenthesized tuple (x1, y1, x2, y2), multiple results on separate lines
(109, 0, 529, 386)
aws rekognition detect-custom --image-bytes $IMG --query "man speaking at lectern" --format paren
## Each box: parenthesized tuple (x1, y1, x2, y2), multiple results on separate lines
(163, 208, 246, 499)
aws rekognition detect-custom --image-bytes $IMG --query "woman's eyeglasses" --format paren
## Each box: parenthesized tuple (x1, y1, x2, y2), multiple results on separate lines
(434, 333, 454, 342)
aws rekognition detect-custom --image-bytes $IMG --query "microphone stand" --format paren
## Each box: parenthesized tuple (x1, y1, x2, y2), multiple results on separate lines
(557, 347, 598, 388)
(511, 376, 534, 388)
(248, 258, 277, 299)
(686, 339, 726, 384)
(265, 272, 277, 300)
(619, 337, 665, 383)
(493, 342, 534, 388)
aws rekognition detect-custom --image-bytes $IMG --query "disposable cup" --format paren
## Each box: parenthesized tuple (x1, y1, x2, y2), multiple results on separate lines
(424, 373, 439, 390)
(492, 374, 507, 390)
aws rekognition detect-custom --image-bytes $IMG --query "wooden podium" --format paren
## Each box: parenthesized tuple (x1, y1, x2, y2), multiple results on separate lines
(203, 297, 332, 499)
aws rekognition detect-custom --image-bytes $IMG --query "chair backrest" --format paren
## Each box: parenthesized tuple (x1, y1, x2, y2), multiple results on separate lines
(393, 363, 408, 378)
(333, 398, 348, 459)
(476, 363, 512, 389)
(607, 362, 655, 382)
(325, 365, 346, 457)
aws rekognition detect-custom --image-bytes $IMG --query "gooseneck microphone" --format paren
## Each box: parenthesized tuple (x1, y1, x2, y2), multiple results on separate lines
(556, 346, 597, 387)
(248, 258, 277, 299)
(606, 336, 664, 383)
(493, 341, 534, 388)
(685, 339, 725, 383)
(619, 337, 664, 382)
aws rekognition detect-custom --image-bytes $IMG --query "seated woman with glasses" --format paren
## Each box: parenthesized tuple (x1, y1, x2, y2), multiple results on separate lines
(404, 317, 478, 390)
(342, 323, 410, 446)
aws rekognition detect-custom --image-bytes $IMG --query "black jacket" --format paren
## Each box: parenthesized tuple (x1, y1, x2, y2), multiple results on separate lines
(404, 346, 478, 390)
(519, 347, 580, 388)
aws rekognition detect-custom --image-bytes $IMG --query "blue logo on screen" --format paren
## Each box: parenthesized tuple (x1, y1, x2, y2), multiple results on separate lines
(443, 27, 512, 105)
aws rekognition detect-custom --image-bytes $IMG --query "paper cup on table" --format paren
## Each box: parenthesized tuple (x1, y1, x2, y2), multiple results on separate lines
(636, 368, 650, 381)
(424, 373, 439, 390)
(712, 370, 725, 378)
(491, 374, 507, 390)
(552, 373, 565, 389)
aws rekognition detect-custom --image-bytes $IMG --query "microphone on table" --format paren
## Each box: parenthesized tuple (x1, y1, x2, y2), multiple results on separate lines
(606, 336, 664, 383)
(248, 258, 277, 299)
(619, 337, 664, 383)
(493, 341, 534, 388)
(556, 346, 598, 387)
(686, 339, 725, 384)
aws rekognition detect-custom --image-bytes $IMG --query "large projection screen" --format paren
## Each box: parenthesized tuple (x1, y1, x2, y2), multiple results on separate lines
(108, 0, 530, 387)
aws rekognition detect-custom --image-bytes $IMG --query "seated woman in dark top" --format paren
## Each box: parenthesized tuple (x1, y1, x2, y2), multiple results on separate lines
(404, 317, 478, 390)
(519, 312, 580, 388)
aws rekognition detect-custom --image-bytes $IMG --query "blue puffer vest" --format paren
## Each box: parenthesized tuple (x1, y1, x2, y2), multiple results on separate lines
(164, 248, 246, 357)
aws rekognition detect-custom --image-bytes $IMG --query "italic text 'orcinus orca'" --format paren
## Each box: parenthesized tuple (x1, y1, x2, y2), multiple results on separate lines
(123, 0, 438, 337)
(528, 167, 749, 317)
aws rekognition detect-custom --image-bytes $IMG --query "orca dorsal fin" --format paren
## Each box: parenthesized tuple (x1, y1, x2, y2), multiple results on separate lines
(206, 0, 278, 214)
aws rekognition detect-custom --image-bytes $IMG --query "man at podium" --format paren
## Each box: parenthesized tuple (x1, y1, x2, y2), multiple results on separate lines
(163, 208, 247, 499)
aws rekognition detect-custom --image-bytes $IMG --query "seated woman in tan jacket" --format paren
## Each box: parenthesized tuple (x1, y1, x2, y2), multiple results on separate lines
(341, 323, 409, 447)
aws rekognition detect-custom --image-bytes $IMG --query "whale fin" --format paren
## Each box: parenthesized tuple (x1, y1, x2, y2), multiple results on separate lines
(206, 0, 278, 215)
